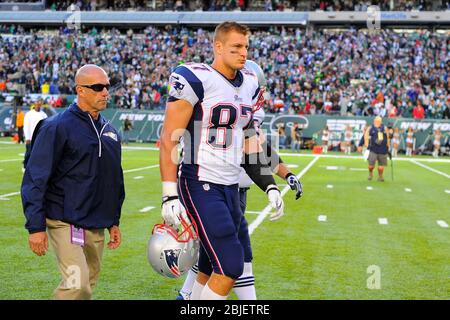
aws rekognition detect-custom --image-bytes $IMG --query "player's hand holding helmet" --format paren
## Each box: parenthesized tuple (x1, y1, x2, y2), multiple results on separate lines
(266, 184, 284, 221)
(161, 181, 188, 227)
(147, 215, 199, 278)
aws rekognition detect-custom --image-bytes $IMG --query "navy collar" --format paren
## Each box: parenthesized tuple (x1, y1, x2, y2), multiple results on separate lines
(69, 102, 106, 126)
(211, 67, 244, 88)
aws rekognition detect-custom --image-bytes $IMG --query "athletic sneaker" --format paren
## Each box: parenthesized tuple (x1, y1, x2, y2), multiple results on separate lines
(378, 176, 384, 182)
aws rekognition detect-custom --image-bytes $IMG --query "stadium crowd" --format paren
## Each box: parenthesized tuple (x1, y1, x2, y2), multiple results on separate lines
(0, 24, 449, 119)
(39, 0, 450, 12)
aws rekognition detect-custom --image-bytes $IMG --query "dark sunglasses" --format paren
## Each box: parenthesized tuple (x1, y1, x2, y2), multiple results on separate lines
(79, 83, 110, 92)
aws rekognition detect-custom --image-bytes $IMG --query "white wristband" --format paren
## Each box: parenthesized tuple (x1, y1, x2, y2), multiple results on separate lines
(162, 181, 178, 197)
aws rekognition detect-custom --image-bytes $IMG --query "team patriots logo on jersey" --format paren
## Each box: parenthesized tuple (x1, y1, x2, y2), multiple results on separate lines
(164, 249, 181, 277)
(103, 131, 118, 142)
(170, 75, 185, 95)
(234, 95, 243, 102)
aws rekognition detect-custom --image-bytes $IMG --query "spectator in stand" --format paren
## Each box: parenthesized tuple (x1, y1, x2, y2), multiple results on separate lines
(413, 102, 425, 119)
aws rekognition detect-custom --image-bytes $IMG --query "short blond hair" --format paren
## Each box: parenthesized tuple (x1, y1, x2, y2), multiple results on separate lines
(213, 21, 250, 43)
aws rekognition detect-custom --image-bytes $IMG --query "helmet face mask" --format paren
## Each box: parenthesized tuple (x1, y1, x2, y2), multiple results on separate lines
(147, 217, 200, 278)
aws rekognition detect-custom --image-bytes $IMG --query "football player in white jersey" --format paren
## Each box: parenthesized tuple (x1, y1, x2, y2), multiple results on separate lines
(176, 60, 304, 300)
(159, 22, 285, 300)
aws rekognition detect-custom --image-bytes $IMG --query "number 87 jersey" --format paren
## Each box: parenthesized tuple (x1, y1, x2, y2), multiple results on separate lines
(168, 63, 261, 186)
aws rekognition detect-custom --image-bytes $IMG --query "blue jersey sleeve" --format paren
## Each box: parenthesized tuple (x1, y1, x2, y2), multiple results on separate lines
(168, 65, 204, 107)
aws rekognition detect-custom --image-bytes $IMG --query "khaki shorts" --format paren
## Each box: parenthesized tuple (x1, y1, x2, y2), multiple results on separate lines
(368, 151, 388, 166)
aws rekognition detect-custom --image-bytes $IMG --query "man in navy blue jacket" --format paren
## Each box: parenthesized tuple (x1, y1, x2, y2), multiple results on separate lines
(21, 65, 125, 300)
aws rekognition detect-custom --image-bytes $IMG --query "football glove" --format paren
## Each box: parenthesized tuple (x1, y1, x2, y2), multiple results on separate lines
(266, 185, 284, 221)
(285, 173, 303, 200)
(161, 182, 188, 227)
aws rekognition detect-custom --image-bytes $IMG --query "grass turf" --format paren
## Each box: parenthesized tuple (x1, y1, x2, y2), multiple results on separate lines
(0, 138, 448, 299)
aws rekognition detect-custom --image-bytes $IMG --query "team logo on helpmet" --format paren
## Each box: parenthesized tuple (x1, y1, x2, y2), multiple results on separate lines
(164, 249, 181, 277)
(170, 75, 185, 96)
(103, 131, 118, 142)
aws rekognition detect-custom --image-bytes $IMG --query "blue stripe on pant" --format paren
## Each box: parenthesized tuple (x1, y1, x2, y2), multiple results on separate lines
(178, 177, 244, 279)
(238, 188, 253, 263)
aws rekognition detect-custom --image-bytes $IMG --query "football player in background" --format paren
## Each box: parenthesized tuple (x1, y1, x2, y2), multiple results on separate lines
(176, 60, 303, 300)
(158, 22, 285, 300)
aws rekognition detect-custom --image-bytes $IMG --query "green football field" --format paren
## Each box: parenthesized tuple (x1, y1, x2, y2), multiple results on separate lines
(0, 137, 449, 300)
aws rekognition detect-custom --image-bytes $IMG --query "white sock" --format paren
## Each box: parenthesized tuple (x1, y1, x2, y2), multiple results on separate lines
(180, 268, 198, 298)
(233, 262, 256, 300)
(191, 280, 205, 300)
(200, 283, 227, 300)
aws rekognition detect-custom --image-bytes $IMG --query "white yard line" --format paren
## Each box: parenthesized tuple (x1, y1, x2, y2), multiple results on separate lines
(404, 188, 412, 193)
(245, 211, 262, 215)
(378, 218, 389, 225)
(445, 190, 450, 194)
(436, 220, 448, 228)
(125, 145, 450, 163)
(0, 191, 20, 200)
(410, 160, 450, 179)
(0, 159, 22, 163)
(248, 156, 319, 235)
(139, 206, 155, 213)
(122, 146, 159, 151)
(366, 186, 373, 191)
(133, 176, 144, 180)
(0, 141, 15, 145)
(326, 184, 334, 189)
(123, 164, 159, 174)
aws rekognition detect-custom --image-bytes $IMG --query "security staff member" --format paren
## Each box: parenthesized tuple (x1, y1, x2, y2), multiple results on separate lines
(21, 65, 125, 300)
(364, 116, 390, 182)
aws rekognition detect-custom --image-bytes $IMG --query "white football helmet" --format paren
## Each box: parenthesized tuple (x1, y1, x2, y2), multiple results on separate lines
(244, 59, 270, 110)
(147, 216, 199, 278)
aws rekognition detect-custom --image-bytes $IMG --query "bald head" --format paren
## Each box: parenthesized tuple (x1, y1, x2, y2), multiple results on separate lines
(75, 64, 109, 118)
(75, 64, 108, 86)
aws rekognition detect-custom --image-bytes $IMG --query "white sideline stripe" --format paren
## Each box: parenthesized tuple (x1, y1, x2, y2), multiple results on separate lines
(318, 215, 327, 222)
(436, 220, 448, 228)
(139, 206, 155, 213)
(129, 146, 450, 163)
(326, 166, 339, 170)
(378, 218, 388, 225)
(0, 158, 22, 163)
(404, 188, 412, 192)
(366, 186, 373, 191)
(123, 164, 159, 173)
(133, 176, 144, 180)
(248, 156, 319, 236)
(326, 184, 333, 189)
(18, 153, 24, 156)
(0, 141, 15, 145)
(349, 168, 367, 171)
(445, 190, 450, 194)
(286, 164, 299, 168)
(409, 160, 450, 179)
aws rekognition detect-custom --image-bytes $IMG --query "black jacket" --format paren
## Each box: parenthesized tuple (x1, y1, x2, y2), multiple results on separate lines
(21, 103, 125, 233)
